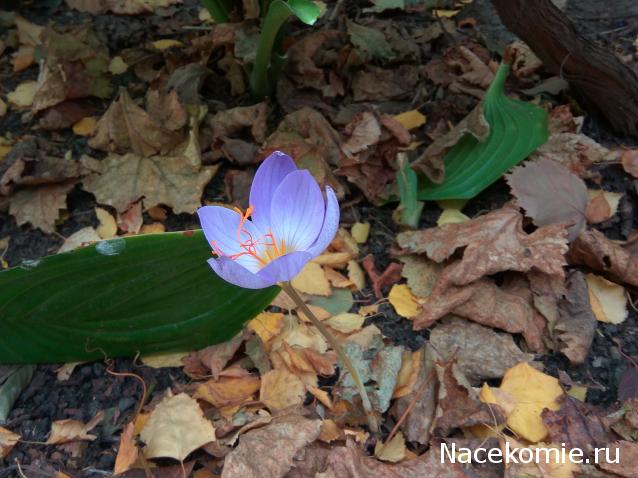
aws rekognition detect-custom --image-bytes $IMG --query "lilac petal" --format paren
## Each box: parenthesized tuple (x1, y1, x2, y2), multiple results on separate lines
(197, 206, 264, 272)
(257, 251, 313, 284)
(208, 257, 273, 289)
(307, 186, 340, 257)
(249, 151, 297, 232)
(270, 170, 325, 251)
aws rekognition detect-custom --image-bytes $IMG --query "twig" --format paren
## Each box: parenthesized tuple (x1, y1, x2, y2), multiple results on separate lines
(281, 282, 379, 434)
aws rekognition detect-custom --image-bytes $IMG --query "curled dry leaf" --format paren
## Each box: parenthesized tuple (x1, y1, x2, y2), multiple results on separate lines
(195, 331, 249, 380)
(113, 422, 138, 475)
(567, 229, 638, 287)
(398, 207, 568, 289)
(429, 317, 535, 384)
(586, 273, 627, 324)
(88, 89, 184, 157)
(222, 414, 321, 478)
(415, 277, 545, 352)
(46, 410, 104, 445)
(555, 271, 597, 365)
(9, 181, 75, 234)
(140, 393, 215, 462)
(194, 368, 260, 412)
(362, 255, 403, 299)
(506, 158, 588, 241)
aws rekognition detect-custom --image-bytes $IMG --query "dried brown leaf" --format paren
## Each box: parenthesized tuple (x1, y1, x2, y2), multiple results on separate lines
(362, 255, 403, 299)
(88, 89, 184, 157)
(221, 414, 321, 478)
(66, 0, 182, 15)
(555, 271, 597, 365)
(9, 181, 75, 233)
(506, 158, 588, 241)
(113, 422, 138, 475)
(597, 441, 638, 478)
(259, 369, 306, 412)
(46, 411, 104, 445)
(397, 207, 569, 289)
(567, 229, 638, 287)
(0, 427, 20, 459)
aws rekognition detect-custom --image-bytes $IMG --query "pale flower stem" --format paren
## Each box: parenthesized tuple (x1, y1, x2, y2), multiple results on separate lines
(281, 282, 379, 434)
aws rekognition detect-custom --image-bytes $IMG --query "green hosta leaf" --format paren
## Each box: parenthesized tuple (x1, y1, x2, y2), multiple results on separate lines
(418, 63, 548, 200)
(395, 153, 423, 228)
(0, 231, 278, 364)
(287, 0, 321, 25)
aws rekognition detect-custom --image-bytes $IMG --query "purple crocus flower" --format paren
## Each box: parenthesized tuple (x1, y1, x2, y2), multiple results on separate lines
(197, 151, 340, 289)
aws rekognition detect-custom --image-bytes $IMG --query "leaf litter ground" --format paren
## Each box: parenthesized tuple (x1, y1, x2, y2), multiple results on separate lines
(3, 0, 638, 477)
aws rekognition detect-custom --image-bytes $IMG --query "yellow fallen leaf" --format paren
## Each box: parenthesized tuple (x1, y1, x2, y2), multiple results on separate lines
(55, 362, 83, 381)
(468, 383, 516, 438)
(95, 207, 118, 239)
(259, 368, 306, 412)
(325, 313, 365, 333)
(567, 384, 587, 402)
(308, 385, 333, 410)
(133, 413, 150, 436)
(141, 351, 188, 368)
(0, 427, 20, 459)
(0, 137, 13, 161)
(324, 267, 354, 288)
(194, 374, 260, 410)
(291, 262, 331, 296)
(0, 98, 6, 117)
(433, 8, 460, 17)
(499, 362, 563, 443)
(151, 39, 184, 50)
(276, 319, 328, 353)
(297, 304, 331, 323)
(7, 80, 37, 108)
(332, 228, 359, 256)
(437, 208, 470, 225)
(359, 304, 379, 316)
(140, 393, 215, 461)
(388, 284, 420, 318)
(72, 116, 98, 136)
(46, 411, 104, 445)
(108, 56, 128, 75)
(140, 222, 165, 234)
(347, 260, 365, 290)
(312, 252, 351, 268)
(351, 222, 371, 243)
(319, 419, 342, 442)
(113, 422, 138, 475)
(393, 110, 426, 131)
(393, 349, 422, 399)
(587, 273, 627, 324)
(247, 312, 285, 344)
(500, 437, 580, 478)
(374, 432, 406, 462)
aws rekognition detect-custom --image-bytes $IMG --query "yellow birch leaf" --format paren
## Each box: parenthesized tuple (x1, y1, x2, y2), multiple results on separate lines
(586, 273, 627, 324)
(114, 422, 138, 475)
(291, 262, 331, 296)
(347, 260, 366, 290)
(374, 432, 406, 462)
(247, 312, 285, 344)
(151, 39, 184, 50)
(108, 56, 128, 75)
(388, 284, 420, 318)
(393, 110, 426, 131)
(7, 80, 37, 108)
(95, 207, 118, 239)
(319, 419, 342, 442)
(351, 222, 371, 243)
(140, 393, 216, 461)
(72, 116, 98, 136)
(325, 313, 365, 333)
(499, 362, 563, 443)
(259, 369, 306, 412)
(141, 351, 188, 368)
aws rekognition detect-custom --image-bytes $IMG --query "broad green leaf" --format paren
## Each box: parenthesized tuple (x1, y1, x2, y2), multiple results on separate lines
(0, 231, 278, 364)
(418, 63, 548, 200)
(0, 365, 35, 422)
(287, 0, 321, 25)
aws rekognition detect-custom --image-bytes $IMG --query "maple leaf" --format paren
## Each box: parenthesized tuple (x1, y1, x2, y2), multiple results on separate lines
(88, 89, 184, 157)
(81, 130, 217, 213)
(9, 181, 75, 233)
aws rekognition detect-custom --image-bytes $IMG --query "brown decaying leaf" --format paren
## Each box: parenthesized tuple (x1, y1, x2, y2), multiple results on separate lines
(46, 410, 104, 445)
(506, 158, 588, 241)
(362, 255, 403, 299)
(555, 271, 597, 365)
(66, 0, 182, 15)
(286, 30, 343, 93)
(621, 150, 638, 178)
(88, 89, 184, 157)
(429, 317, 535, 383)
(194, 331, 249, 380)
(207, 102, 268, 146)
(145, 89, 188, 132)
(433, 359, 506, 436)
(415, 276, 545, 352)
(9, 181, 75, 233)
(597, 441, 638, 478)
(140, 393, 215, 462)
(541, 395, 610, 453)
(113, 422, 138, 475)
(81, 130, 218, 213)
(352, 65, 418, 102)
(221, 414, 321, 478)
(412, 103, 489, 185)
(398, 207, 569, 289)
(116, 200, 143, 234)
(287, 440, 470, 478)
(39, 100, 95, 131)
(567, 229, 638, 287)
(194, 369, 261, 412)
